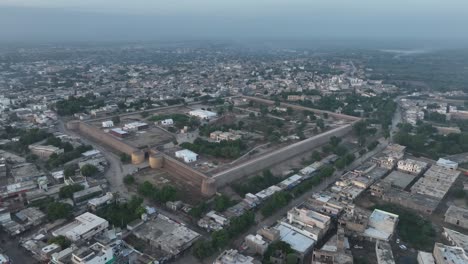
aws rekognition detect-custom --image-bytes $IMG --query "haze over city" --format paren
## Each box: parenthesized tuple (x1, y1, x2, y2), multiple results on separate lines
(1, 0, 468, 47)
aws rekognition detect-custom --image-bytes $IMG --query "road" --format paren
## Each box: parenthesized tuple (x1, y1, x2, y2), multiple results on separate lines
(390, 96, 404, 142)
(0, 231, 39, 264)
(231, 141, 388, 247)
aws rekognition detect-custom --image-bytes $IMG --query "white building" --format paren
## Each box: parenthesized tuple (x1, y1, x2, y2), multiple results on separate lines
(214, 249, 256, 264)
(52, 212, 109, 242)
(364, 209, 399, 241)
(436, 158, 458, 170)
(189, 109, 217, 120)
(71, 243, 113, 264)
(175, 149, 198, 163)
(101, 120, 114, 128)
(51, 243, 113, 264)
(161, 119, 174, 126)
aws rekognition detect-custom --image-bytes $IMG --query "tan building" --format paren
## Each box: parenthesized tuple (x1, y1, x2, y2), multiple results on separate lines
(28, 145, 64, 159)
(444, 206, 468, 230)
(312, 228, 353, 264)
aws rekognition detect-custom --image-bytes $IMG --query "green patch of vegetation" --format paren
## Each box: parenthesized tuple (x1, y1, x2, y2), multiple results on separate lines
(46, 202, 73, 221)
(188, 201, 210, 218)
(64, 164, 78, 177)
(48, 236, 71, 248)
(120, 153, 131, 163)
(123, 174, 135, 185)
(214, 195, 237, 212)
(29, 197, 55, 211)
(192, 211, 255, 259)
(96, 196, 144, 228)
(59, 184, 84, 199)
(260, 191, 293, 217)
(180, 138, 246, 159)
(232, 170, 281, 196)
(55, 94, 104, 116)
(372, 203, 436, 251)
(80, 164, 98, 177)
(263, 241, 295, 264)
(47, 145, 93, 169)
(137, 181, 178, 203)
(395, 122, 468, 159)
(149, 113, 200, 129)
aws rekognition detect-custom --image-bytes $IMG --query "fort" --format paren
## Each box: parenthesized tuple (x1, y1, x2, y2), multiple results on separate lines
(67, 96, 360, 196)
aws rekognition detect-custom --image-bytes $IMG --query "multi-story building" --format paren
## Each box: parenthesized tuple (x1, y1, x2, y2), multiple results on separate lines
(52, 212, 109, 242)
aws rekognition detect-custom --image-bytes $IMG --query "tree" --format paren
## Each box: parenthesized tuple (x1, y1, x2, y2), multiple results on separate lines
(192, 240, 213, 260)
(217, 107, 225, 116)
(286, 107, 294, 116)
(311, 151, 321, 162)
(335, 158, 346, 169)
(329, 136, 342, 147)
(140, 111, 149, 118)
(112, 116, 121, 125)
(59, 184, 84, 199)
(353, 120, 368, 146)
(214, 195, 234, 212)
(120, 153, 131, 163)
(47, 202, 73, 220)
(249, 112, 256, 119)
(228, 104, 234, 112)
(316, 118, 325, 130)
(25, 154, 38, 163)
(211, 229, 229, 249)
(48, 236, 71, 248)
(124, 175, 135, 185)
(63, 164, 78, 178)
(81, 164, 98, 177)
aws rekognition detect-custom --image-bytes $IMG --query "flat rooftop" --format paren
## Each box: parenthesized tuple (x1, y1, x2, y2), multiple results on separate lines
(132, 215, 200, 256)
(274, 222, 316, 254)
(382, 171, 416, 189)
(411, 165, 460, 199)
(444, 228, 468, 253)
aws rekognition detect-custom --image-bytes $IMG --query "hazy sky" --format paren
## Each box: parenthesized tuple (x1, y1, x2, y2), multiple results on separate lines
(1, 0, 468, 45)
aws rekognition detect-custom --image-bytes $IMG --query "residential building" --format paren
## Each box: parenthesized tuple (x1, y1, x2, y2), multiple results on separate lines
(411, 165, 460, 200)
(245, 234, 269, 255)
(312, 228, 353, 264)
(364, 209, 399, 242)
(28, 145, 64, 159)
(214, 249, 258, 264)
(52, 212, 109, 241)
(436, 158, 458, 170)
(51, 243, 114, 264)
(130, 215, 200, 259)
(210, 131, 242, 142)
(376, 241, 395, 264)
(444, 206, 468, 230)
(397, 159, 428, 175)
(287, 207, 331, 231)
(417, 251, 435, 264)
(433, 243, 468, 264)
